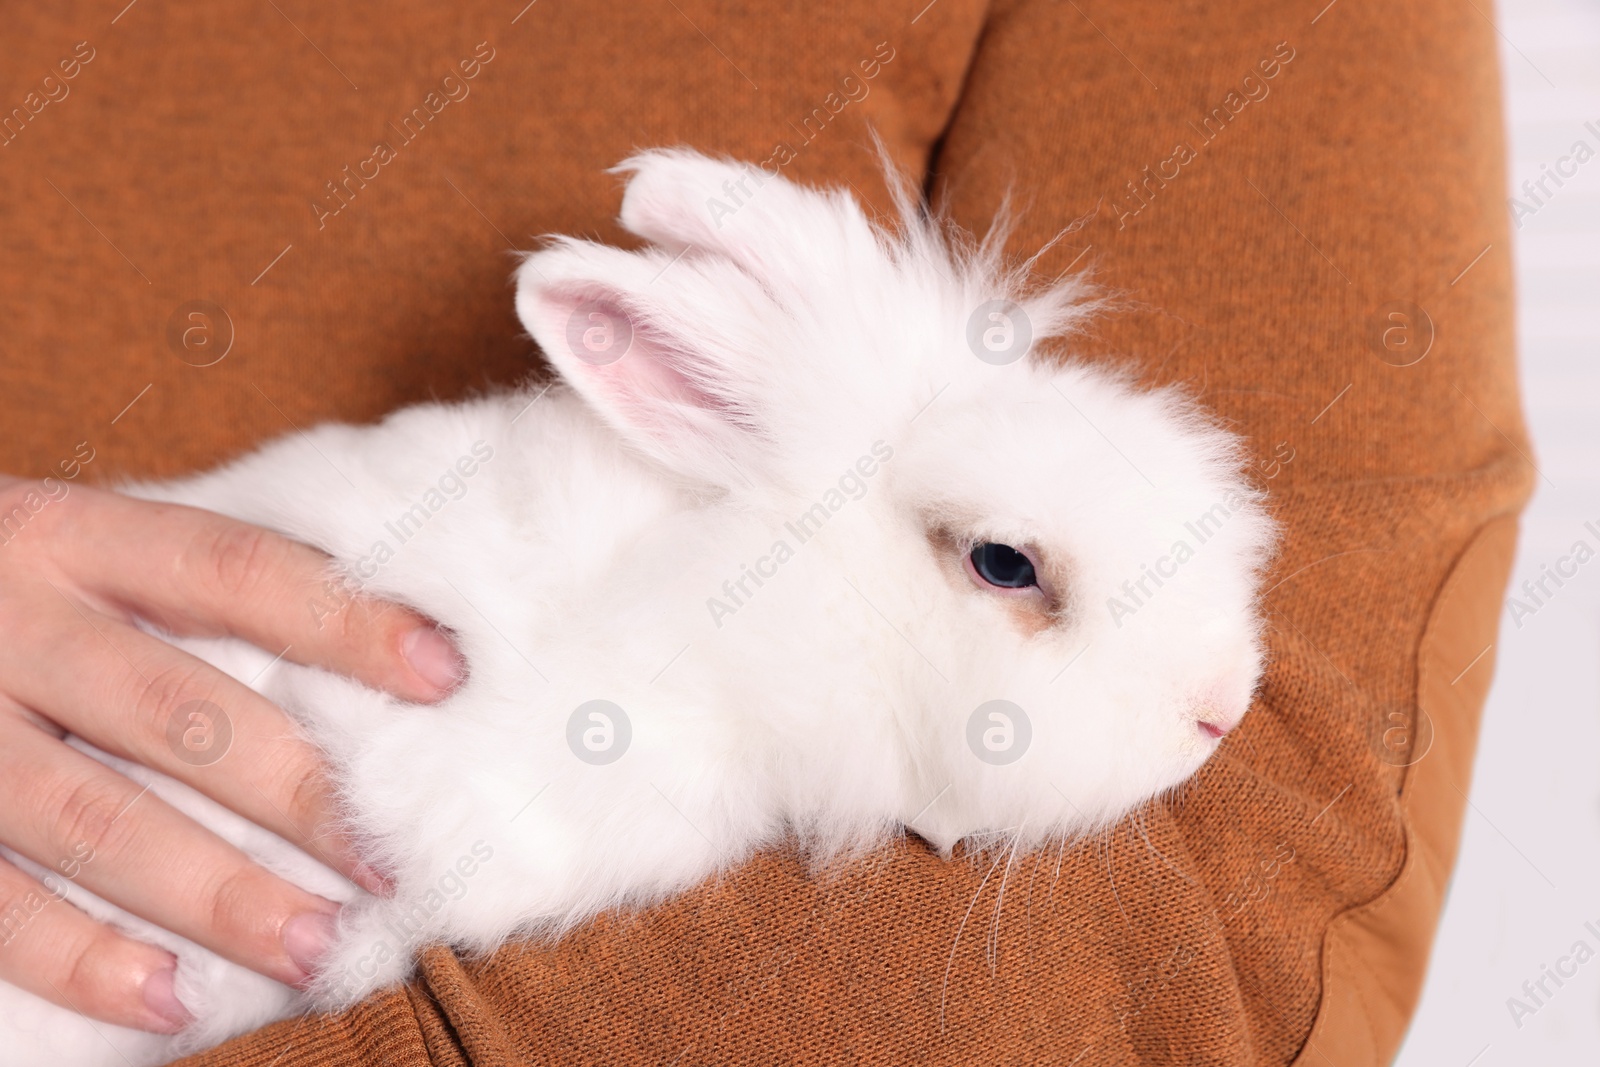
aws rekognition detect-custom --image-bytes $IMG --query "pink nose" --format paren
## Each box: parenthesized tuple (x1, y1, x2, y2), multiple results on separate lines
(1198, 719, 1230, 740)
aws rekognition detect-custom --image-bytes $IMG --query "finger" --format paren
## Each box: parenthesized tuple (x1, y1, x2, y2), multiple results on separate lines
(1, 590, 380, 891)
(0, 855, 190, 1034)
(53, 487, 464, 702)
(0, 722, 341, 988)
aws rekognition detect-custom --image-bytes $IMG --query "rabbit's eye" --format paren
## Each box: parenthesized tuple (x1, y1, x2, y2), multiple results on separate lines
(969, 543, 1037, 589)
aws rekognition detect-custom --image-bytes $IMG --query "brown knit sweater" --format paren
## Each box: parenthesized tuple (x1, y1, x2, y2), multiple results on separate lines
(1, 1, 1529, 1063)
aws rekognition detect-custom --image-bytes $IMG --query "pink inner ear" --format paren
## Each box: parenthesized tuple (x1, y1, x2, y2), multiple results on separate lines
(544, 285, 755, 444)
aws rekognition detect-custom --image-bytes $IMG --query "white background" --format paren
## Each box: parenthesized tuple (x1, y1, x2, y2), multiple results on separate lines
(1396, 0, 1600, 1063)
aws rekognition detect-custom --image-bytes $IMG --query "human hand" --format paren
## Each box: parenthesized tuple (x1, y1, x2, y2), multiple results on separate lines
(0, 476, 464, 1033)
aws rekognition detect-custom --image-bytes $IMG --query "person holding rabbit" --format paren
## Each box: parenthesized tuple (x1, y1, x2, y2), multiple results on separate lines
(0, 2, 1527, 1065)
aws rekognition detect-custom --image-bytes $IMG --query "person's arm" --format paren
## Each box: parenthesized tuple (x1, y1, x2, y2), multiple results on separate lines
(925, 1, 1528, 1060)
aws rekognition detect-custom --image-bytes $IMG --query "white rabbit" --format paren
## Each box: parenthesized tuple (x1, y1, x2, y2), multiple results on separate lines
(0, 150, 1275, 1065)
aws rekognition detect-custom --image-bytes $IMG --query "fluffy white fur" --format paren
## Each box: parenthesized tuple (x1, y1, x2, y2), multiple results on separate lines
(0, 151, 1274, 1065)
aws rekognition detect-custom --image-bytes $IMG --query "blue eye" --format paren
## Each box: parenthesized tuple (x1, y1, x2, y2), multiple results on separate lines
(969, 543, 1037, 589)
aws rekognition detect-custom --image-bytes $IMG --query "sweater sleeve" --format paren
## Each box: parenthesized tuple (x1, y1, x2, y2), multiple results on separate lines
(914, 0, 1530, 1061)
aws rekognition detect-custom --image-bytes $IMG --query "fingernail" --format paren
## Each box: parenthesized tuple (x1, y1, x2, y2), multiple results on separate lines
(283, 911, 338, 980)
(351, 862, 393, 896)
(401, 626, 465, 693)
(142, 966, 191, 1032)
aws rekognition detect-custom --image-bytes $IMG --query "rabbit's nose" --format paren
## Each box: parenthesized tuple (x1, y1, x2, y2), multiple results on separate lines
(1193, 700, 1245, 739)
(1190, 679, 1250, 740)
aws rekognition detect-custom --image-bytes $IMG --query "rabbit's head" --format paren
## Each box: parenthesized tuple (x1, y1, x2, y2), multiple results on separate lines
(516, 150, 1276, 852)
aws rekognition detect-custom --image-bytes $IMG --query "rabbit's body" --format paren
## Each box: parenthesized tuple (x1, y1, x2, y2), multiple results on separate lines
(0, 152, 1274, 1065)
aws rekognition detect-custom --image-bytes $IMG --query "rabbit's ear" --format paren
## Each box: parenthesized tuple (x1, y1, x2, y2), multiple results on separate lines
(614, 149, 883, 291)
(514, 238, 773, 489)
